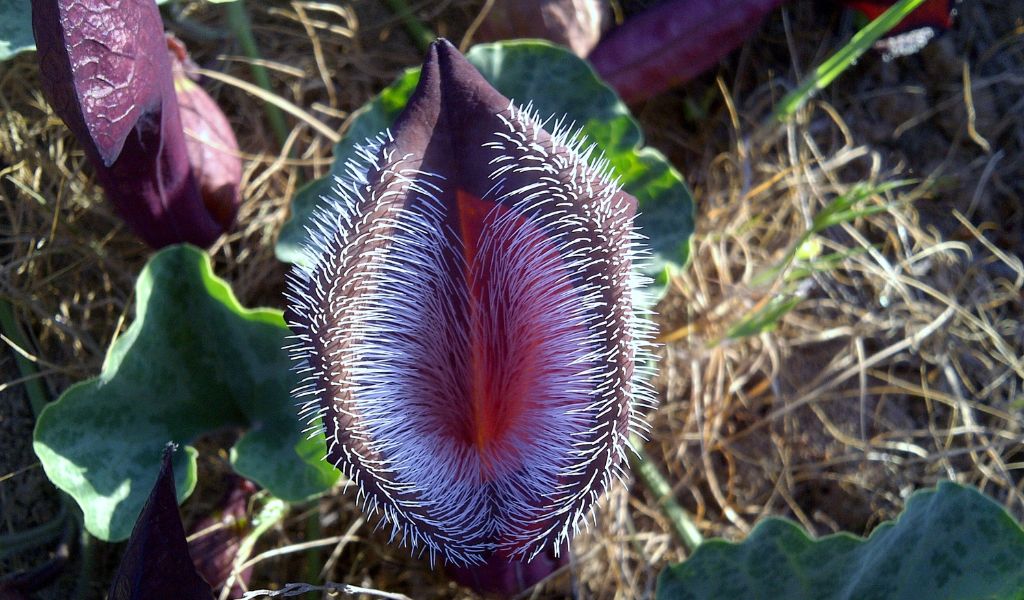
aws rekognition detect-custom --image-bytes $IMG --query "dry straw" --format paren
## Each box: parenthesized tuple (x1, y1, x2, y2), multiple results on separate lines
(1, 0, 1021, 598)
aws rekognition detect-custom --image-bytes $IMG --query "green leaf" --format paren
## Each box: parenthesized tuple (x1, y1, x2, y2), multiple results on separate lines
(0, 0, 33, 60)
(774, 0, 930, 120)
(657, 481, 1024, 600)
(276, 40, 694, 298)
(33, 245, 339, 541)
(725, 294, 802, 340)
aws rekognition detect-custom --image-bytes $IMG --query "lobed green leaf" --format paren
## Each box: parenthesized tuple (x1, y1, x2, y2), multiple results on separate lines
(657, 481, 1024, 600)
(33, 245, 339, 541)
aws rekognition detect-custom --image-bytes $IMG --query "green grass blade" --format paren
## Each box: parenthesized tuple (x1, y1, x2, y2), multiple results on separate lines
(726, 295, 803, 340)
(224, 0, 291, 150)
(775, 0, 928, 120)
(628, 436, 703, 553)
(382, 0, 436, 52)
(751, 181, 910, 287)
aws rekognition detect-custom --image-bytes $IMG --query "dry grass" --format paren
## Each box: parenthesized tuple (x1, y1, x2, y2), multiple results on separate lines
(1, 0, 1022, 598)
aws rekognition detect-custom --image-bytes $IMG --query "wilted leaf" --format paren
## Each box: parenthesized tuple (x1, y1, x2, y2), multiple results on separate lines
(276, 40, 694, 299)
(33, 245, 339, 542)
(657, 482, 1024, 600)
(108, 445, 214, 600)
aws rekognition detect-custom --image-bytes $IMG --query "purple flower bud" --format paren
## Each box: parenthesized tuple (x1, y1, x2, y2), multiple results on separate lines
(187, 477, 258, 596)
(589, 0, 785, 104)
(168, 35, 242, 232)
(31, 0, 230, 248)
(475, 0, 610, 57)
(285, 39, 654, 586)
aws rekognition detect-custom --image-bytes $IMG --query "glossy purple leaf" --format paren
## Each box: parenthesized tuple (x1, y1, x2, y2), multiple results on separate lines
(108, 445, 214, 600)
(588, 0, 785, 104)
(285, 39, 654, 592)
(31, 0, 224, 247)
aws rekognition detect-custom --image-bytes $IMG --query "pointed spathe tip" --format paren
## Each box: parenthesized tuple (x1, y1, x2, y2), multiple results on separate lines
(429, 37, 455, 50)
(421, 37, 482, 92)
(421, 37, 444, 64)
(429, 37, 458, 56)
(421, 38, 459, 73)
(391, 35, 509, 164)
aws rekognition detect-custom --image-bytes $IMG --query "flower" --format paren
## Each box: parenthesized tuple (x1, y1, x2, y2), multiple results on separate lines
(284, 39, 653, 576)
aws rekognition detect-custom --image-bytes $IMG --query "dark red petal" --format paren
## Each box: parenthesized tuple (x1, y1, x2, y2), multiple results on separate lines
(842, 0, 954, 32)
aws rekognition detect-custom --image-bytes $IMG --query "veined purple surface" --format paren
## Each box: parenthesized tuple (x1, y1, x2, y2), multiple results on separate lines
(31, 0, 226, 248)
(285, 39, 655, 568)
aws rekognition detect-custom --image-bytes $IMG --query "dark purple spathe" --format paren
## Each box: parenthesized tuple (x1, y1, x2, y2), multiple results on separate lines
(285, 39, 654, 571)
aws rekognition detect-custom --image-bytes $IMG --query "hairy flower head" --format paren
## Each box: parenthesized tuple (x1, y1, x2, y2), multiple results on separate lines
(284, 39, 654, 567)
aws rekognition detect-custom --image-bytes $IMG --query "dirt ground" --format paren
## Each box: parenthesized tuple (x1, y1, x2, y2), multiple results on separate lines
(1, 0, 1022, 598)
